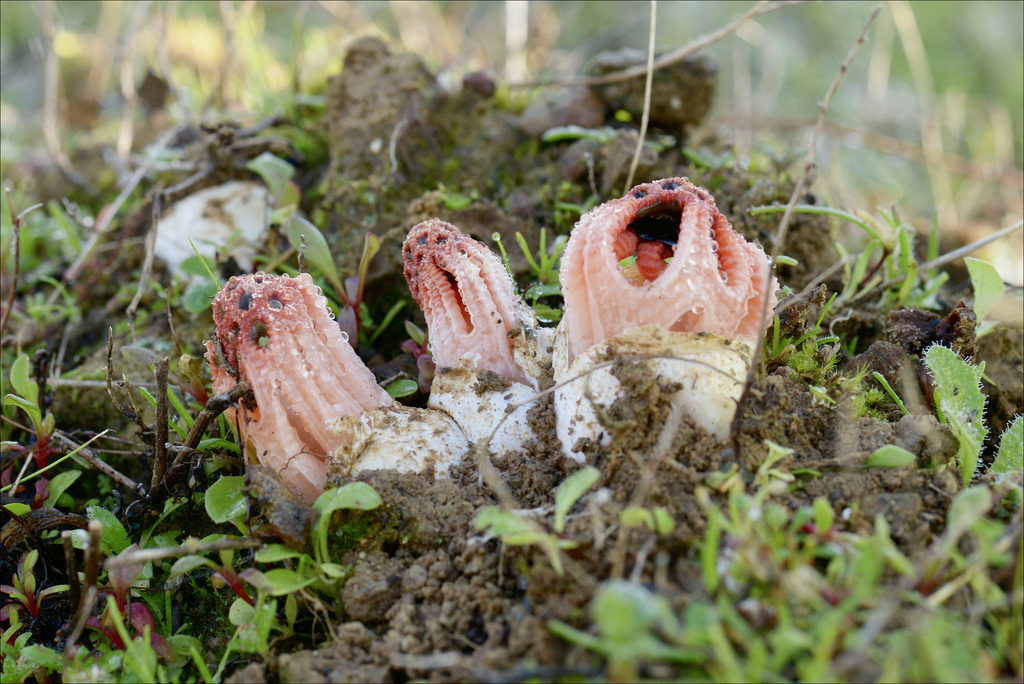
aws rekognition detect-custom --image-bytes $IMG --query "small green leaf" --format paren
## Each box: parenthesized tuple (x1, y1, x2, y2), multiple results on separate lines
(621, 506, 656, 530)
(946, 486, 992, 539)
(652, 507, 676, 535)
(3, 502, 31, 517)
(21, 644, 63, 672)
(813, 497, 834, 533)
(8, 353, 38, 405)
(86, 505, 130, 555)
(43, 469, 82, 507)
(170, 555, 216, 574)
(355, 232, 381, 302)
(3, 394, 41, 427)
(965, 257, 1003, 324)
(205, 475, 248, 525)
(245, 152, 295, 201)
(554, 467, 599, 533)
(228, 597, 256, 626)
(314, 482, 383, 515)
(262, 568, 315, 595)
(992, 415, 1022, 476)
(182, 278, 219, 314)
(924, 344, 988, 485)
(287, 216, 342, 294)
(179, 255, 215, 277)
(865, 445, 916, 468)
(475, 506, 535, 538)
(404, 320, 427, 347)
(318, 562, 347, 578)
(254, 544, 304, 563)
(385, 378, 419, 398)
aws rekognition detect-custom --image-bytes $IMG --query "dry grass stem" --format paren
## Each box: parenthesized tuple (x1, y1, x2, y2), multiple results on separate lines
(622, 0, 657, 193)
(515, 0, 804, 89)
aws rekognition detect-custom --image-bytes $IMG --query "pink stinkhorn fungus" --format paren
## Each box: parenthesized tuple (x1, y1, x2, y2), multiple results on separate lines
(554, 178, 779, 457)
(403, 219, 533, 386)
(403, 219, 551, 449)
(206, 272, 391, 502)
(560, 177, 777, 363)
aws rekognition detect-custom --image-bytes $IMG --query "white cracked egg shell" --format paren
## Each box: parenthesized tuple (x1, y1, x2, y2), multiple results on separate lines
(554, 177, 777, 461)
(326, 406, 469, 478)
(403, 219, 553, 453)
(155, 181, 271, 274)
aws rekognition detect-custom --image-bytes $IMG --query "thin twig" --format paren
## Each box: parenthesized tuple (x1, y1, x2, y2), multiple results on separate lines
(62, 530, 81, 612)
(855, 218, 1024, 301)
(732, 4, 881, 441)
(173, 381, 250, 469)
(51, 430, 145, 495)
(104, 535, 264, 569)
(511, 1, 803, 89)
(151, 358, 170, 492)
(64, 127, 177, 285)
(35, 0, 98, 196)
(126, 192, 163, 341)
(116, 1, 152, 163)
(65, 520, 103, 655)
(0, 188, 43, 338)
(623, 0, 657, 193)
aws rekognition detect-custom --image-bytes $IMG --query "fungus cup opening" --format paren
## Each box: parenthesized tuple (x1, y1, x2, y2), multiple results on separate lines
(559, 177, 778, 364)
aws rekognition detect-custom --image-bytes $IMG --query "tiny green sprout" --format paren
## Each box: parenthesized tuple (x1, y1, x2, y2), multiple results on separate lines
(924, 344, 988, 486)
(204, 475, 249, 535)
(964, 257, 1006, 337)
(515, 228, 567, 286)
(313, 482, 382, 565)
(385, 378, 419, 398)
(475, 506, 577, 575)
(490, 232, 516, 289)
(872, 371, 909, 416)
(245, 152, 296, 205)
(540, 124, 616, 144)
(866, 445, 916, 468)
(554, 466, 599, 533)
(991, 415, 1022, 478)
(621, 506, 676, 535)
(775, 255, 798, 267)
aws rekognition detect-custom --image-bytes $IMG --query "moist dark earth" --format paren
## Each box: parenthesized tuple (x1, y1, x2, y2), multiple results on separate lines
(3, 36, 1021, 683)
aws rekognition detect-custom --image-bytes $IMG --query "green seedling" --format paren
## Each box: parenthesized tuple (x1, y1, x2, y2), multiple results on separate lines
(548, 580, 698, 682)
(750, 204, 947, 309)
(0, 549, 70, 626)
(436, 184, 476, 211)
(286, 217, 382, 345)
(495, 227, 567, 323)
(991, 415, 1022, 478)
(924, 344, 988, 485)
(865, 445, 916, 468)
(620, 506, 676, 535)
(3, 352, 56, 468)
(553, 466, 600, 533)
(204, 474, 250, 535)
(765, 292, 841, 384)
(965, 257, 1013, 337)
(477, 467, 600, 570)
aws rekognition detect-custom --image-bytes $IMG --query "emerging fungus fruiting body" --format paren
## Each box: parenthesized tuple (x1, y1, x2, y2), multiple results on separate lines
(403, 219, 552, 451)
(554, 177, 778, 460)
(206, 272, 464, 503)
(207, 272, 391, 502)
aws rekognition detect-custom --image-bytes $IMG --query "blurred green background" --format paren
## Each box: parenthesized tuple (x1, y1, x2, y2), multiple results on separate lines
(1, 1, 1021, 282)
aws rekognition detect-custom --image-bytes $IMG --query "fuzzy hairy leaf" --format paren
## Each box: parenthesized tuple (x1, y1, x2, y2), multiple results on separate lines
(992, 415, 1022, 476)
(924, 344, 987, 486)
